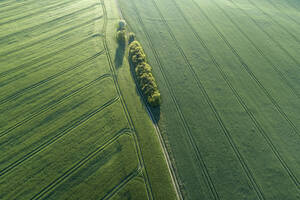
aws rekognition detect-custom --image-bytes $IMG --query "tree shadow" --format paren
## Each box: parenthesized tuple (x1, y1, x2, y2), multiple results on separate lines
(128, 58, 161, 124)
(114, 42, 126, 69)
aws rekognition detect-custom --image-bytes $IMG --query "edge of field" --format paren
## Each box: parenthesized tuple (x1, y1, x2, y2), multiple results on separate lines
(104, 0, 179, 199)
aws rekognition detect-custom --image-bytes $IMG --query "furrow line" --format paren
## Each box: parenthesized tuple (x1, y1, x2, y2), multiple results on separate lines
(0, 33, 102, 81)
(0, 0, 42, 13)
(0, 96, 120, 177)
(0, 3, 99, 42)
(31, 128, 132, 200)
(0, 74, 111, 138)
(101, 1, 153, 199)
(179, 0, 299, 188)
(0, 0, 81, 26)
(211, 0, 299, 98)
(130, 0, 220, 199)
(0, 50, 105, 105)
(228, 0, 300, 71)
(153, 0, 265, 199)
(0, 17, 102, 59)
(247, 0, 300, 44)
(193, 0, 299, 135)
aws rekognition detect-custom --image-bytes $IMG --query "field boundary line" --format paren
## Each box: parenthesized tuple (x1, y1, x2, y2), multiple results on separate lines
(151, 0, 268, 199)
(0, 16, 102, 60)
(0, 74, 111, 138)
(0, 0, 82, 26)
(128, 0, 221, 199)
(101, 1, 153, 199)
(228, 0, 300, 72)
(0, 50, 105, 105)
(176, 0, 299, 188)
(265, 0, 300, 26)
(247, 0, 300, 44)
(191, 0, 299, 136)
(30, 128, 132, 200)
(0, 34, 103, 83)
(0, 96, 119, 177)
(0, 3, 100, 42)
(210, 0, 299, 98)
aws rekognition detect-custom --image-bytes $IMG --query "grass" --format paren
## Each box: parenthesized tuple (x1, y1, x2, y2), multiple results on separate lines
(0, 0, 177, 199)
(118, 0, 300, 199)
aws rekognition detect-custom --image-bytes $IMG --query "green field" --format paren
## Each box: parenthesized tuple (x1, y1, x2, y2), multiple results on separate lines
(0, 0, 177, 199)
(118, 0, 300, 199)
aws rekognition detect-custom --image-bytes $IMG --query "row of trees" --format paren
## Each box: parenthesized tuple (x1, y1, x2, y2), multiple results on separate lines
(129, 39, 161, 107)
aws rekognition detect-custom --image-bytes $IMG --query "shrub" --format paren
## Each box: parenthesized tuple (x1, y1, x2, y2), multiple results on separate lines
(128, 32, 136, 44)
(118, 20, 126, 30)
(129, 40, 161, 107)
(116, 30, 126, 45)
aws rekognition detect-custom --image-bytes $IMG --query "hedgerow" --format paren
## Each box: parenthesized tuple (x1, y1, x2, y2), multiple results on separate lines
(129, 38, 161, 107)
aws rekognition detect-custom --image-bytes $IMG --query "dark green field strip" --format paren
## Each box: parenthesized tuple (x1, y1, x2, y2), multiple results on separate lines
(262, 0, 300, 26)
(229, 0, 300, 67)
(0, 78, 118, 174)
(31, 130, 135, 200)
(0, 0, 45, 13)
(101, 1, 154, 199)
(284, 0, 300, 11)
(0, 0, 82, 26)
(110, 177, 148, 200)
(0, 106, 131, 200)
(206, 0, 299, 99)
(172, 0, 300, 196)
(0, 48, 105, 104)
(0, 72, 111, 138)
(0, 1, 99, 39)
(247, 0, 300, 43)
(194, 0, 300, 135)
(0, 28, 103, 80)
(0, 7, 102, 55)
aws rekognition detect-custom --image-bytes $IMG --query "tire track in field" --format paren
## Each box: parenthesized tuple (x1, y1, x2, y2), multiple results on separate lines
(101, 1, 153, 199)
(247, 0, 300, 44)
(0, 33, 102, 85)
(0, 17, 102, 64)
(0, 3, 99, 42)
(30, 128, 132, 200)
(151, 0, 267, 199)
(0, 0, 81, 26)
(117, 4, 183, 199)
(101, 168, 142, 200)
(0, 74, 111, 138)
(210, 0, 299, 99)
(0, 50, 105, 105)
(129, 0, 219, 199)
(266, 0, 300, 26)
(228, 0, 300, 73)
(192, 0, 300, 136)
(208, 0, 300, 188)
(183, 0, 300, 188)
(0, 96, 120, 177)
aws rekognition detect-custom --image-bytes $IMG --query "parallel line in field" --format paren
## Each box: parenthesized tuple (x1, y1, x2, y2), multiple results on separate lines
(0, 16, 102, 62)
(129, 0, 219, 199)
(31, 128, 132, 200)
(0, 33, 102, 85)
(101, 1, 153, 199)
(0, 0, 81, 26)
(266, 0, 300, 26)
(193, 0, 300, 136)
(284, 0, 300, 12)
(0, 3, 99, 42)
(0, 50, 105, 105)
(228, 0, 300, 75)
(101, 168, 142, 200)
(0, 0, 42, 13)
(152, 0, 267, 199)
(0, 96, 120, 177)
(187, 0, 300, 188)
(0, 74, 111, 138)
(247, 0, 300, 44)
(211, 0, 299, 98)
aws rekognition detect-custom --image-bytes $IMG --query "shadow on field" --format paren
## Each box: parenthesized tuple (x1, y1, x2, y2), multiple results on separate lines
(114, 43, 126, 69)
(128, 58, 161, 124)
